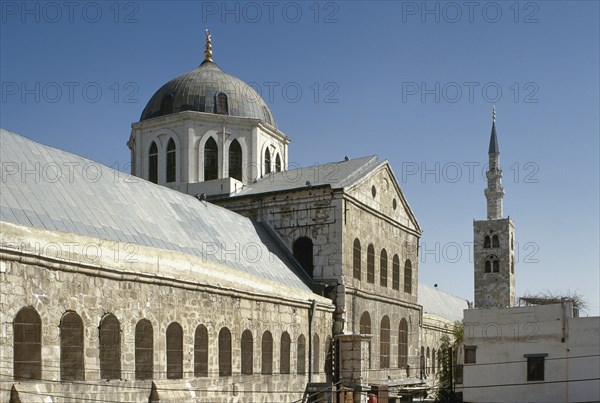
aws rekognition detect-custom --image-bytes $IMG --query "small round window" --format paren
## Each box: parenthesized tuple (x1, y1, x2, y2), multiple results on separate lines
(393, 198, 397, 210)
(371, 185, 376, 198)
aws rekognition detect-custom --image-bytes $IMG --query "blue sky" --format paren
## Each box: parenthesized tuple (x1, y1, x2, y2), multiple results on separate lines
(1, 1, 599, 315)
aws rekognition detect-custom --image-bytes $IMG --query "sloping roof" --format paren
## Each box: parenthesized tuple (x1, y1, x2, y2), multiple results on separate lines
(0, 129, 312, 292)
(231, 155, 381, 196)
(419, 283, 468, 322)
(489, 121, 499, 154)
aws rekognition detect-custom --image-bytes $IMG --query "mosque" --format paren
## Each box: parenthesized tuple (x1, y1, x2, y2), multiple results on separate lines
(1, 32, 485, 402)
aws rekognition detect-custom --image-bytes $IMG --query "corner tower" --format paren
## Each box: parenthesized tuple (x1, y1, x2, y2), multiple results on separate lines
(473, 108, 516, 308)
(128, 30, 290, 197)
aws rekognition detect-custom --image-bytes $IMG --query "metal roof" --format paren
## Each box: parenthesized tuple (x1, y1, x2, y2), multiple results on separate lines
(0, 129, 312, 292)
(140, 61, 275, 126)
(418, 283, 468, 322)
(230, 155, 382, 197)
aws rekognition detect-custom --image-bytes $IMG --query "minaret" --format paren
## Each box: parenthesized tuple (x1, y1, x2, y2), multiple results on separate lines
(484, 107, 505, 219)
(473, 108, 516, 308)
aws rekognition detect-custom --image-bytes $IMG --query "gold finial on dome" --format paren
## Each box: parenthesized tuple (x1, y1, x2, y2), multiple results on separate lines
(492, 105, 496, 123)
(204, 29, 213, 62)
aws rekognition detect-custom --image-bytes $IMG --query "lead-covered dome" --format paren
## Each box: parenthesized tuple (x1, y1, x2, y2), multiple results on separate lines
(140, 34, 275, 126)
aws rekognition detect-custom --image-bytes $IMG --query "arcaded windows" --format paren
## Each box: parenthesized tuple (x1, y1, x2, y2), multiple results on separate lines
(228, 139, 243, 181)
(293, 236, 314, 277)
(404, 259, 413, 294)
(380, 249, 388, 287)
(353, 238, 361, 280)
(261, 331, 273, 375)
(166, 138, 176, 183)
(420, 346, 425, 377)
(526, 354, 546, 381)
(166, 322, 183, 379)
(280, 332, 291, 374)
(297, 334, 306, 374)
(359, 312, 371, 334)
(464, 346, 477, 364)
(135, 319, 153, 380)
(484, 235, 491, 248)
(485, 255, 499, 273)
(99, 314, 121, 380)
(218, 327, 232, 376)
(426, 347, 431, 374)
(204, 137, 218, 180)
(398, 318, 408, 368)
(313, 334, 320, 374)
(367, 244, 375, 283)
(392, 254, 400, 290)
(60, 312, 84, 381)
(241, 330, 253, 375)
(13, 307, 42, 380)
(264, 148, 271, 174)
(194, 325, 209, 377)
(432, 349, 436, 374)
(215, 92, 229, 115)
(160, 94, 173, 115)
(148, 141, 158, 184)
(360, 311, 372, 368)
(275, 154, 282, 172)
(380, 316, 390, 369)
(492, 235, 500, 248)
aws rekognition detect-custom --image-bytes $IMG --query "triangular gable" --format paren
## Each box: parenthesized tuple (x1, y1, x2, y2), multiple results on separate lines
(344, 161, 422, 234)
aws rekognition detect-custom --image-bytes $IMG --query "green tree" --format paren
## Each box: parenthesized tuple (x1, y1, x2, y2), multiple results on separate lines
(434, 321, 463, 403)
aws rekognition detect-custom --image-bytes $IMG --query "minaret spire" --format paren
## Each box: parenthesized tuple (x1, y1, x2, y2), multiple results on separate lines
(203, 29, 213, 63)
(484, 106, 504, 219)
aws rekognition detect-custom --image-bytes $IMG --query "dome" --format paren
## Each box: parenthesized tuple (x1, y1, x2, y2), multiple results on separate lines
(140, 60, 275, 126)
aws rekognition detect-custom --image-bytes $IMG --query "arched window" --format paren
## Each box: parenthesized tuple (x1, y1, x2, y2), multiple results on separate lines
(280, 332, 291, 374)
(312, 334, 320, 374)
(297, 334, 306, 374)
(420, 346, 425, 377)
(398, 318, 408, 368)
(367, 244, 375, 283)
(353, 238, 361, 280)
(204, 137, 218, 181)
(228, 139, 242, 181)
(392, 254, 400, 290)
(511, 259, 515, 274)
(380, 316, 390, 369)
(485, 255, 499, 273)
(166, 138, 176, 183)
(135, 319, 153, 380)
(60, 311, 84, 381)
(264, 148, 271, 175)
(380, 249, 388, 287)
(99, 314, 121, 380)
(166, 322, 183, 379)
(360, 311, 372, 368)
(484, 236, 491, 248)
(160, 94, 173, 115)
(432, 349, 436, 374)
(219, 327, 232, 376)
(148, 141, 158, 184)
(293, 236, 314, 277)
(14, 307, 42, 380)
(404, 260, 412, 294)
(215, 92, 229, 115)
(261, 331, 273, 375)
(325, 336, 333, 379)
(426, 347, 431, 374)
(241, 329, 253, 375)
(275, 154, 282, 172)
(194, 325, 208, 377)
(492, 235, 500, 248)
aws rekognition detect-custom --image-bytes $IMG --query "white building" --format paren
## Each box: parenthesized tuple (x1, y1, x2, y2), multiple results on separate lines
(458, 302, 600, 402)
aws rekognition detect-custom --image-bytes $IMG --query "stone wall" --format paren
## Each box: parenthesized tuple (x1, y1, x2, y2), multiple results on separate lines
(0, 225, 334, 402)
